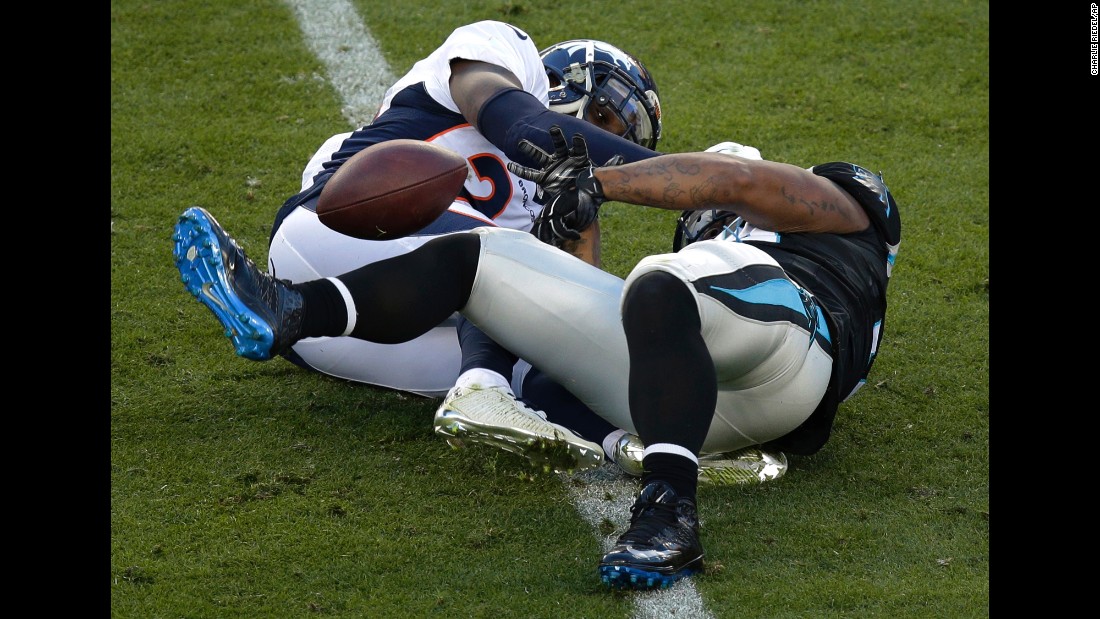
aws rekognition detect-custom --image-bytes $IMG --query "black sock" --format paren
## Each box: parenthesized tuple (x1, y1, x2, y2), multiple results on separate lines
(641, 452, 698, 502)
(623, 272, 715, 455)
(274, 233, 480, 347)
(291, 279, 349, 339)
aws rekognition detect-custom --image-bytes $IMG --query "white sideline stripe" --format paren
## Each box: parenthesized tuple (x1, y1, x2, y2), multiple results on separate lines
(284, 3, 713, 617)
(561, 466, 717, 619)
(283, 0, 395, 129)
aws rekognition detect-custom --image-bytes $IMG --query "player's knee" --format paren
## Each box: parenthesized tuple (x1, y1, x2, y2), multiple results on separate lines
(622, 271, 699, 335)
(421, 232, 482, 297)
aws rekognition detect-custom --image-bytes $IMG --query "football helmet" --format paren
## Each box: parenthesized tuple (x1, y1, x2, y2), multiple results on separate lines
(672, 209, 742, 252)
(672, 140, 764, 250)
(540, 39, 663, 150)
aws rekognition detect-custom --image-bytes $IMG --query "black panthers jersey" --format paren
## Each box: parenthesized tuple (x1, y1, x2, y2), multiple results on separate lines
(750, 162, 901, 455)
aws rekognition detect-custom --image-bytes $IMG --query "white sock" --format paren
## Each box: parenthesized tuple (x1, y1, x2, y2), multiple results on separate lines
(642, 443, 700, 465)
(453, 368, 513, 396)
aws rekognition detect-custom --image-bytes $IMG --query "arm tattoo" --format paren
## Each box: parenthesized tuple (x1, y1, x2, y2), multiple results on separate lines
(781, 186, 854, 221)
(602, 159, 725, 208)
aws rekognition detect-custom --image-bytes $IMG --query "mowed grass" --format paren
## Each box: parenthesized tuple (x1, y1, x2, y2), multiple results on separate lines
(111, 1, 988, 617)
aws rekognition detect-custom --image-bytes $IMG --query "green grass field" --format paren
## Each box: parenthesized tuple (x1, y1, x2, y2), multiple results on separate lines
(111, 1, 989, 616)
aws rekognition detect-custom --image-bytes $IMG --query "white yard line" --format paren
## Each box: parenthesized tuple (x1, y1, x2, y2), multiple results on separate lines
(283, 2, 713, 616)
(563, 465, 717, 619)
(283, 0, 395, 128)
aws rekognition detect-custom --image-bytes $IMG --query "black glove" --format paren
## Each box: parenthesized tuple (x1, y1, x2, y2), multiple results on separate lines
(507, 126, 622, 244)
(526, 167, 607, 243)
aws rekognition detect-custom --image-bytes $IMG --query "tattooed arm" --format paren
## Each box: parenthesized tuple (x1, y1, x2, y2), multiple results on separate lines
(593, 153, 870, 235)
(558, 223, 602, 267)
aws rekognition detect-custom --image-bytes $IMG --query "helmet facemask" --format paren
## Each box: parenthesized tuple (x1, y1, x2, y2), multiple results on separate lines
(542, 40, 663, 150)
(549, 62, 660, 149)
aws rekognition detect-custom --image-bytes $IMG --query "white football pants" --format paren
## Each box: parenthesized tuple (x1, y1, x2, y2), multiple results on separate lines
(268, 206, 468, 397)
(465, 227, 833, 453)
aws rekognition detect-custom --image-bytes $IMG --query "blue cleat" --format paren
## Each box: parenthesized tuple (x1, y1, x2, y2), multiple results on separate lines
(599, 480, 704, 590)
(173, 206, 304, 361)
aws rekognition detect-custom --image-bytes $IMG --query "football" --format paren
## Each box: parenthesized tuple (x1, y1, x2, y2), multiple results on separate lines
(316, 139, 468, 240)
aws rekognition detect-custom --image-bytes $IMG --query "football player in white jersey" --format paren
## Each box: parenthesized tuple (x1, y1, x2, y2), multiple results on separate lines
(258, 23, 665, 472)
(266, 22, 661, 396)
(173, 123, 900, 590)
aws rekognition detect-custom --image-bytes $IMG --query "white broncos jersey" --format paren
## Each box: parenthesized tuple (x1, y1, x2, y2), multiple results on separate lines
(300, 20, 551, 234)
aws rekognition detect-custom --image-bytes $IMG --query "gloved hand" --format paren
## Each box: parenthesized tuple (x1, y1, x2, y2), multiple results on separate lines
(508, 126, 623, 244)
(526, 166, 607, 243)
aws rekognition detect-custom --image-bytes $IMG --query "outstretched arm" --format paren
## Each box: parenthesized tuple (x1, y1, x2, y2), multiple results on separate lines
(509, 127, 871, 239)
(593, 153, 870, 234)
(448, 60, 659, 167)
(448, 59, 525, 120)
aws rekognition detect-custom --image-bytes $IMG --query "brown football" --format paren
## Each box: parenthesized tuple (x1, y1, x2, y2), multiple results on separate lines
(316, 139, 468, 240)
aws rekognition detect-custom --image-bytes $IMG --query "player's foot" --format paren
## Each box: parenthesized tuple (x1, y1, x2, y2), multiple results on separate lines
(173, 206, 304, 361)
(609, 433, 788, 485)
(698, 448, 788, 485)
(434, 385, 604, 474)
(606, 432, 645, 477)
(599, 480, 704, 590)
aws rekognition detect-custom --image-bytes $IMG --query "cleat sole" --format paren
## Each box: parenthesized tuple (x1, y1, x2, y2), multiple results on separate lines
(172, 207, 276, 361)
(434, 413, 602, 474)
(598, 562, 701, 591)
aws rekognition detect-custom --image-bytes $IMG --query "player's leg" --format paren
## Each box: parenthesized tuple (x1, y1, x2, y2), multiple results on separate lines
(174, 206, 478, 361)
(426, 227, 649, 473)
(176, 211, 617, 473)
(459, 227, 636, 431)
(454, 316, 519, 391)
(453, 315, 624, 453)
(519, 368, 621, 452)
(598, 239, 834, 590)
(598, 270, 708, 590)
(268, 196, 465, 397)
(434, 317, 605, 474)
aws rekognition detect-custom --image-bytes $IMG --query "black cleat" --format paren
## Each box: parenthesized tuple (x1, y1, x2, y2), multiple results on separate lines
(599, 480, 704, 590)
(173, 206, 304, 360)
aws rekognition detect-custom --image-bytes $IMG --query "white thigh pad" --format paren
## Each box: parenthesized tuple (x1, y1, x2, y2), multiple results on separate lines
(464, 228, 636, 433)
(623, 240, 832, 452)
